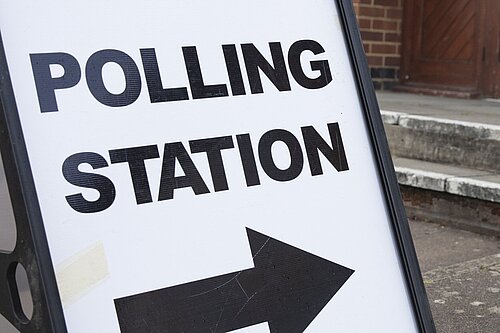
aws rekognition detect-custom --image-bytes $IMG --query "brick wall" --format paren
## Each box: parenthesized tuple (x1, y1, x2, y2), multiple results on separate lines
(352, 0, 403, 90)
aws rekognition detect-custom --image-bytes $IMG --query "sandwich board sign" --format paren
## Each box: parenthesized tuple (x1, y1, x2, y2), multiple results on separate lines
(0, 0, 436, 332)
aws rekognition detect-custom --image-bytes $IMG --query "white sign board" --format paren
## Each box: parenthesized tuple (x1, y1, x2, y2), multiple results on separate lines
(0, 1, 435, 332)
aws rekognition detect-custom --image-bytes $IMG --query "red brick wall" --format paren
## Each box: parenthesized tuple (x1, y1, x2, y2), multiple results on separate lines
(352, 0, 403, 90)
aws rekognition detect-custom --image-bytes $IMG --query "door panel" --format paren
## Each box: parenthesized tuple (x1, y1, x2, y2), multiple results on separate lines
(482, 0, 500, 98)
(402, 0, 500, 98)
(421, 0, 474, 61)
(402, 0, 483, 91)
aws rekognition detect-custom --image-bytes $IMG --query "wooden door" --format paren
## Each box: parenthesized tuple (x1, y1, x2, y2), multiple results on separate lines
(481, 0, 500, 98)
(401, 0, 484, 95)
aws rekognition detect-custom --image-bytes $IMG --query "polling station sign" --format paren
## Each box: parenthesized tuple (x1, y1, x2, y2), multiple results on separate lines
(0, 0, 435, 332)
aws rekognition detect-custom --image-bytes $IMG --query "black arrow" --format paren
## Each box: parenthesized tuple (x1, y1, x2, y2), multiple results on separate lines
(114, 228, 354, 333)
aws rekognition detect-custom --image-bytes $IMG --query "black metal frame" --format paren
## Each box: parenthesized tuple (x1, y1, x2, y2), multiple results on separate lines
(0, 0, 435, 332)
(0, 34, 67, 332)
(336, 1, 436, 332)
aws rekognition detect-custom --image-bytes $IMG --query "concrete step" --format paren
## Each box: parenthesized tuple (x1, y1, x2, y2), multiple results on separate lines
(393, 157, 500, 236)
(382, 110, 500, 173)
(394, 158, 500, 204)
(377, 91, 500, 236)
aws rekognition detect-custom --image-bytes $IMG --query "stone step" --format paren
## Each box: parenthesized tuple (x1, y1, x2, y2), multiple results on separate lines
(382, 110, 500, 173)
(393, 157, 500, 236)
(394, 157, 500, 203)
(377, 92, 500, 235)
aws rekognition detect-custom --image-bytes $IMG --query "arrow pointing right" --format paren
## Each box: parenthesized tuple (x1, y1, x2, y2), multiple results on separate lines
(115, 228, 354, 332)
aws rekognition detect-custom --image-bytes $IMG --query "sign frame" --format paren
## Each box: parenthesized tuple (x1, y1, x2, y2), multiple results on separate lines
(0, 0, 436, 332)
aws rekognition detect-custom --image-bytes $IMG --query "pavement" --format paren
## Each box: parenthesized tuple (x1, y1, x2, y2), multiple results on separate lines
(409, 219, 500, 333)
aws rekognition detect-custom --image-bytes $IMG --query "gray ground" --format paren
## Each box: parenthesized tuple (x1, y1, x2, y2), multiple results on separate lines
(409, 220, 500, 333)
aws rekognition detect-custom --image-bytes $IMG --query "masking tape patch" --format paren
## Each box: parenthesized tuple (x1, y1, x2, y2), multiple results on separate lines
(56, 241, 109, 306)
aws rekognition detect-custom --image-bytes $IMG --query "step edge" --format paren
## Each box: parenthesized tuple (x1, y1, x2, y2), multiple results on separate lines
(394, 165, 500, 203)
(381, 110, 500, 141)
